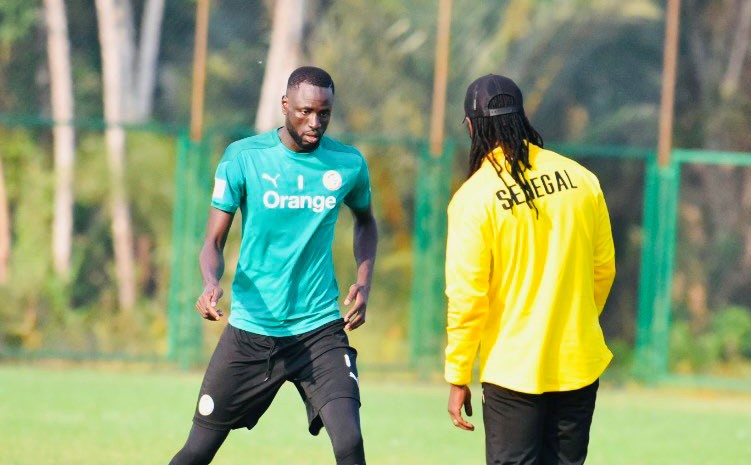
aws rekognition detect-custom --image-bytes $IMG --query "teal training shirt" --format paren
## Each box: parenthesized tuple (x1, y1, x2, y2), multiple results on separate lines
(210, 129, 372, 336)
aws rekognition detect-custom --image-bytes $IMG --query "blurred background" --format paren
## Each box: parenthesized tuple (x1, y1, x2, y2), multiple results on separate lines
(0, 0, 750, 413)
(1, 1, 751, 464)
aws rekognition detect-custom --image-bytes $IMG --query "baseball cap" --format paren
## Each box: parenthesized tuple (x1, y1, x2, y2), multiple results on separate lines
(464, 74, 524, 118)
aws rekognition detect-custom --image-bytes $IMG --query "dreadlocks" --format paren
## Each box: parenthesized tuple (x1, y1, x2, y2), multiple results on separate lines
(467, 93, 544, 216)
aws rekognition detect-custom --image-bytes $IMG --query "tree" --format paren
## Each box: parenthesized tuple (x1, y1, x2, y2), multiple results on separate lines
(0, 0, 38, 281)
(93, 0, 168, 311)
(674, 0, 751, 331)
(134, 0, 166, 120)
(254, 0, 307, 132)
(95, 0, 137, 312)
(0, 148, 9, 284)
(98, 0, 166, 123)
(44, 0, 76, 278)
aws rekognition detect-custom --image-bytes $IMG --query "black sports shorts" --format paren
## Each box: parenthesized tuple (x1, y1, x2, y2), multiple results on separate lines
(191, 318, 360, 435)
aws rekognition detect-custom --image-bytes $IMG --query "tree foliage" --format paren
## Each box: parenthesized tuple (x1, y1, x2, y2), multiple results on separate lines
(0, 0, 749, 371)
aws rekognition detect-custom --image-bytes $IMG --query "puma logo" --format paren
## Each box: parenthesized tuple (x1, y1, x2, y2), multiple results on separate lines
(262, 173, 280, 188)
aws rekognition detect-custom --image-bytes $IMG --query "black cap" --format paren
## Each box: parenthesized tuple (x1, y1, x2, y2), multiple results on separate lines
(464, 74, 524, 118)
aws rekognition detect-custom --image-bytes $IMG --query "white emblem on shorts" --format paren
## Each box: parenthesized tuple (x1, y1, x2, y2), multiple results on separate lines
(349, 372, 359, 387)
(322, 170, 342, 191)
(198, 394, 215, 416)
(344, 354, 351, 367)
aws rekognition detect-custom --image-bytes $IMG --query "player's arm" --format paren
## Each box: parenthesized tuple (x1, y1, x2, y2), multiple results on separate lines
(343, 204, 378, 332)
(445, 191, 492, 431)
(593, 189, 616, 314)
(195, 208, 234, 321)
(444, 193, 492, 386)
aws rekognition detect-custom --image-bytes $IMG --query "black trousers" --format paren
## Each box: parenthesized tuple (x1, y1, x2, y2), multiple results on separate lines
(482, 380, 599, 465)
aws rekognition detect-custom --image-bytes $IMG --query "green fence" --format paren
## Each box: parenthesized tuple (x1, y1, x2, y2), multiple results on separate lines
(0, 117, 181, 362)
(165, 130, 457, 370)
(408, 142, 455, 373)
(636, 150, 751, 388)
(1, 117, 750, 388)
(635, 156, 678, 382)
(165, 136, 655, 374)
(167, 135, 212, 368)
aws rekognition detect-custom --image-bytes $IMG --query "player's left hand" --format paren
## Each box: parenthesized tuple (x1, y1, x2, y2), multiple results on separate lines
(343, 283, 368, 331)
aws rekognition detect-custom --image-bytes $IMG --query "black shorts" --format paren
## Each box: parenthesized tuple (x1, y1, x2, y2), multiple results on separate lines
(192, 319, 360, 436)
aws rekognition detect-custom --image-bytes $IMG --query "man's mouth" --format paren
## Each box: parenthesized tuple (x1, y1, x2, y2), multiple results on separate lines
(303, 133, 320, 143)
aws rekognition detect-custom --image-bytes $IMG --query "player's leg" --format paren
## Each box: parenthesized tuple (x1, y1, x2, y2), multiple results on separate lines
(169, 325, 237, 464)
(540, 379, 599, 465)
(170, 324, 284, 464)
(169, 424, 229, 465)
(482, 382, 546, 465)
(319, 397, 365, 465)
(290, 320, 364, 464)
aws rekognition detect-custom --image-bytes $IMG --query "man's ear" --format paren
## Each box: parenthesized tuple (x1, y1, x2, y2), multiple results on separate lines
(465, 117, 473, 137)
(281, 95, 289, 116)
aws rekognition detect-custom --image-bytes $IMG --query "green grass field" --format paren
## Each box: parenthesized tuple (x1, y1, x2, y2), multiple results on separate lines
(1, 364, 750, 465)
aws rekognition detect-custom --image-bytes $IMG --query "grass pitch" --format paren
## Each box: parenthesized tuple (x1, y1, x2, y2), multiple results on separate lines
(1, 364, 750, 465)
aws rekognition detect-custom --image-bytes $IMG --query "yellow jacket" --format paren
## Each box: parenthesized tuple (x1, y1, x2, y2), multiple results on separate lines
(444, 144, 615, 393)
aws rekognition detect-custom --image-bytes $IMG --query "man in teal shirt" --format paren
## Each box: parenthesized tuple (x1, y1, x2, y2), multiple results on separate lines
(170, 66, 377, 465)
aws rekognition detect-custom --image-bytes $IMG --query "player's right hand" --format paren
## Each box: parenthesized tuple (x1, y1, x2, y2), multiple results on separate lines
(448, 384, 475, 431)
(196, 283, 224, 321)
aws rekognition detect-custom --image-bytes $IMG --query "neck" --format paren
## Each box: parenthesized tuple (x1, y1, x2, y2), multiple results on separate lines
(277, 127, 304, 152)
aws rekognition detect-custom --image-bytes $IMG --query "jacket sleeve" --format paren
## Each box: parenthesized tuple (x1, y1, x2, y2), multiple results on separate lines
(444, 190, 493, 385)
(593, 188, 616, 314)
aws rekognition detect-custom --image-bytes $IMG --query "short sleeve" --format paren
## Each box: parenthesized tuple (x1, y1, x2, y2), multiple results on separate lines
(344, 157, 372, 211)
(210, 147, 246, 213)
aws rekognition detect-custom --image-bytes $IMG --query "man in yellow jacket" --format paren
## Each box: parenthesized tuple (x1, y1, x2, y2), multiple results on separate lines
(445, 74, 616, 465)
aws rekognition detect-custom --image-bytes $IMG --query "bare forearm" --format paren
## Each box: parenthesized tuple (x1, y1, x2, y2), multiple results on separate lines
(199, 242, 225, 286)
(196, 208, 233, 321)
(353, 215, 377, 289)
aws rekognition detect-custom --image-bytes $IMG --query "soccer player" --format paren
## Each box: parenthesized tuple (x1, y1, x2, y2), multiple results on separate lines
(169, 66, 377, 465)
(444, 74, 616, 465)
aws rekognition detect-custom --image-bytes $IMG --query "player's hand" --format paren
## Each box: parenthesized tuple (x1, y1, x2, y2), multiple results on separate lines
(343, 283, 368, 332)
(448, 384, 474, 431)
(195, 283, 224, 321)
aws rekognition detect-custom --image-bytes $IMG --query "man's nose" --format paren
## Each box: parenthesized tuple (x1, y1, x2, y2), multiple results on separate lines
(308, 113, 322, 129)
